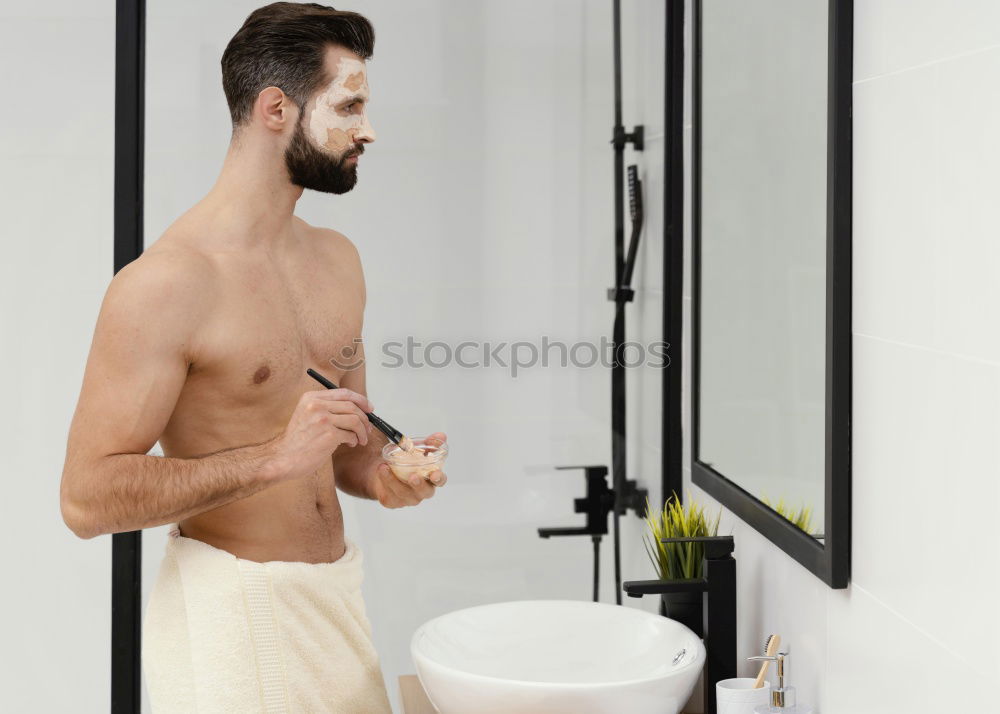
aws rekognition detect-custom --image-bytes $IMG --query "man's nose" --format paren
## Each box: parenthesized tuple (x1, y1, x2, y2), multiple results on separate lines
(355, 114, 376, 144)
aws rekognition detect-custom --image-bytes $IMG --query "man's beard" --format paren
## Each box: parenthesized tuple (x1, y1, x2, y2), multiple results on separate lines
(284, 119, 361, 194)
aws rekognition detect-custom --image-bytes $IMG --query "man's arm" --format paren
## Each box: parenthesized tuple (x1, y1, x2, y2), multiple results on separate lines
(60, 253, 284, 539)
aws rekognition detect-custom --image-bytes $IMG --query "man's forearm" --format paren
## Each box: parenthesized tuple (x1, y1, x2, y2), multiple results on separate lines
(62, 438, 284, 539)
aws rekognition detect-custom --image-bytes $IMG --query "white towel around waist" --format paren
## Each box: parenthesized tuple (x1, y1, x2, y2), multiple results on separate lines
(142, 526, 392, 714)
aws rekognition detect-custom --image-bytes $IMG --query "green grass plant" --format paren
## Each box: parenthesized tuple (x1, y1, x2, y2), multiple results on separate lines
(760, 496, 815, 534)
(643, 491, 722, 580)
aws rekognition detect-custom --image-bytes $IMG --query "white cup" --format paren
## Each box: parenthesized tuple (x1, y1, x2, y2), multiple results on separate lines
(716, 677, 771, 714)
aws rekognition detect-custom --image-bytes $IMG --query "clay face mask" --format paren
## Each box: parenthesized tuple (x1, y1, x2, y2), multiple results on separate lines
(308, 56, 375, 154)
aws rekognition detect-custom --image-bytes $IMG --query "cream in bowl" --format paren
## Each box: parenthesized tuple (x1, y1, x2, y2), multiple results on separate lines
(382, 436, 448, 483)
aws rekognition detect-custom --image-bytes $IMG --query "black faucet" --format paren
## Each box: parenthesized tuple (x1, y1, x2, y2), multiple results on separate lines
(623, 535, 736, 714)
(538, 465, 615, 539)
(538, 465, 615, 602)
(538, 464, 648, 602)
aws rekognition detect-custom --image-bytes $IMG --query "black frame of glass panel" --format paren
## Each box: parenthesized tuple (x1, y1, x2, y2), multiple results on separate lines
(661, 0, 686, 508)
(112, 0, 145, 710)
(691, 0, 852, 589)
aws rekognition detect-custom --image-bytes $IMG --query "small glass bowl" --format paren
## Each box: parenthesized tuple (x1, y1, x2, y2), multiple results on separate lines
(381, 436, 449, 483)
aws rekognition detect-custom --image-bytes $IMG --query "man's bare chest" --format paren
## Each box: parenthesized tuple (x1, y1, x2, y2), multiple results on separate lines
(180, 257, 363, 416)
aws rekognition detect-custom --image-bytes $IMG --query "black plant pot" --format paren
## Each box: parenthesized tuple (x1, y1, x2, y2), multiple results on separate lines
(660, 589, 704, 638)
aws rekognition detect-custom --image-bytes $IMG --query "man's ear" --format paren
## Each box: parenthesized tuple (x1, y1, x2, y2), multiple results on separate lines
(255, 86, 296, 132)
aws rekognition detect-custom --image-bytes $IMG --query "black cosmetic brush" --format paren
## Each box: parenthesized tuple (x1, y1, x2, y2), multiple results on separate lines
(305, 368, 410, 449)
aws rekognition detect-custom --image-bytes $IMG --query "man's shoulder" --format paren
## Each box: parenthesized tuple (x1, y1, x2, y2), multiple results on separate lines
(109, 244, 218, 316)
(91, 245, 216, 371)
(295, 217, 361, 261)
(121, 243, 216, 284)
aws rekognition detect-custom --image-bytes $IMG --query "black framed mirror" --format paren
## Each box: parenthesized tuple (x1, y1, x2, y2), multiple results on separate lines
(691, 0, 852, 588)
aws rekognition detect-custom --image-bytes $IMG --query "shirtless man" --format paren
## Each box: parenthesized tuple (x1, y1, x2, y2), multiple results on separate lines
(59, 4, 436, 711)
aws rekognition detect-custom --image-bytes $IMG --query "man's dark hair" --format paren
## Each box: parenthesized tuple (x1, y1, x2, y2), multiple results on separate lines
(221, 2, 374, 130)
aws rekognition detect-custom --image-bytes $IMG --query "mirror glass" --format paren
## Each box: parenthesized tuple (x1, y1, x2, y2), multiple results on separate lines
(697, 0, 829, 537)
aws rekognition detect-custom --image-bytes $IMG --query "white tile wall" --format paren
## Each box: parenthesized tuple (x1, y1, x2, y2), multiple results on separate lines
(852, 335, 999, 673)
(683, 1, 1000, 712)
(854, 0, 1000, 82)
(825, 585, 992, 712)
(0, 5, 116, 713)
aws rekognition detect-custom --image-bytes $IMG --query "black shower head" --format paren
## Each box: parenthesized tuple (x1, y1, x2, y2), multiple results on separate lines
(627, 164, 643, 225)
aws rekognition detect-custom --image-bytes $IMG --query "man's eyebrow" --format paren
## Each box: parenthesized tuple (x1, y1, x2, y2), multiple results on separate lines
(338, 93, 369, 105)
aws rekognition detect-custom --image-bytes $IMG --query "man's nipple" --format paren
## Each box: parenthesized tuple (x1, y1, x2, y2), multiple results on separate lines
(252, 364, 271, 385)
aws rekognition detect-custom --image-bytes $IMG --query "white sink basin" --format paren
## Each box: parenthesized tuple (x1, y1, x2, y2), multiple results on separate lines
(410, 599, 705, 714)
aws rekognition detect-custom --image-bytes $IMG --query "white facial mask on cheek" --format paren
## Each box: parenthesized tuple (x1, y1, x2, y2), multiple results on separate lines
(308, 57, 371, 152)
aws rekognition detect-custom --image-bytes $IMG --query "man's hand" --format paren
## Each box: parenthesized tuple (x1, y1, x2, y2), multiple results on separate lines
(273, 387, 374, 482)
(371, 432, 449, 508)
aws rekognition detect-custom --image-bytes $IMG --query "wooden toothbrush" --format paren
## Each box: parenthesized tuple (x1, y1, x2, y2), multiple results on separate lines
(754, 634, 781, 688)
